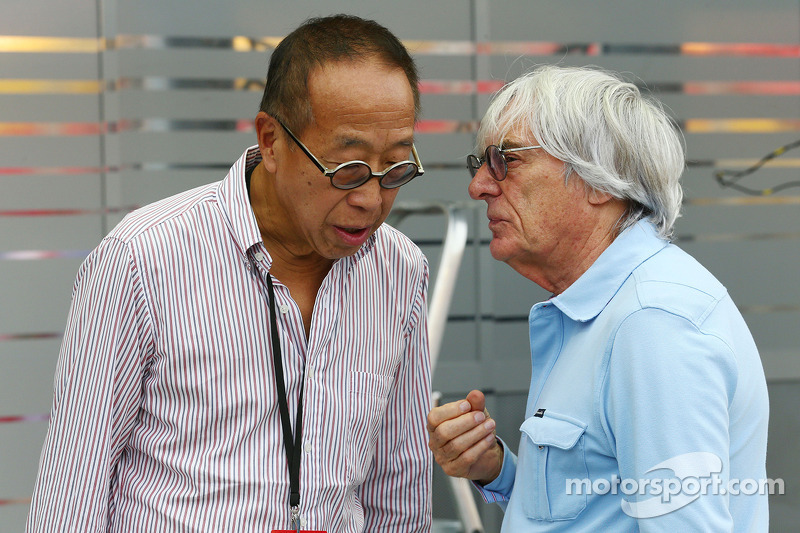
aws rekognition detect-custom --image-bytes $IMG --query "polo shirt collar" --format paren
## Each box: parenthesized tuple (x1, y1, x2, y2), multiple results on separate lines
(550, 220, 668, 322)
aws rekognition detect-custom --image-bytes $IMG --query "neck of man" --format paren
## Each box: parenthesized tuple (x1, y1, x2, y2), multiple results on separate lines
(249, 162, 334, 286)
(512, 199, 628, 295)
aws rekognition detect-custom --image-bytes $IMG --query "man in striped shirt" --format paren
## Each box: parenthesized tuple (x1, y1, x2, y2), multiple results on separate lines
(28, 15, 432, 532)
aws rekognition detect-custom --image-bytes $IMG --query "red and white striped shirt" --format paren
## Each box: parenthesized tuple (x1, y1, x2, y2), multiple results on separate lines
(27, 146, 432, 532)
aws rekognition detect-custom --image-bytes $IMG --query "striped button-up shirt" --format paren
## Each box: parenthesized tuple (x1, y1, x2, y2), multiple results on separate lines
(27, 146, 432, 532)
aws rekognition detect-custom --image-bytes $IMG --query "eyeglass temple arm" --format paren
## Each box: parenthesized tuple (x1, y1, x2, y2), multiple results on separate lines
(412, 145, 425, 175)
(278, 121, 330, 174)
(501, 145, 542, 154)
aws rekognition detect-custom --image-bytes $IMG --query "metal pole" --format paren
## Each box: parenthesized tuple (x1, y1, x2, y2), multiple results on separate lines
(388, 202, 484, 533)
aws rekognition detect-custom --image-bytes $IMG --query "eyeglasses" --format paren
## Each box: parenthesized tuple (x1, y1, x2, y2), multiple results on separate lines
(467, 144, 542, 181)
(278, 121, 424, 190)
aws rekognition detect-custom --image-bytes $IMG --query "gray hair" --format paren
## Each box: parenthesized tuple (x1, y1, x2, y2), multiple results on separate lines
(477, 65, 685, 239)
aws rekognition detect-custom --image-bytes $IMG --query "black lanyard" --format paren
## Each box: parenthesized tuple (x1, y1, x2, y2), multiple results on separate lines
(266, 273, 305, 529)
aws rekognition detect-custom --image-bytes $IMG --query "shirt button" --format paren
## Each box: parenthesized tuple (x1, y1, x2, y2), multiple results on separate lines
(538, 445, 545, 450)
(254, 252, 265, 262)
(300, 517, 307, 527)
(279, 304, 289, 314)
(304, 442, 312, 453)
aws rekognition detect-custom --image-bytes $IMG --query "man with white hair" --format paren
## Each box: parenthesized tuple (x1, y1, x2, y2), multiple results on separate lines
(427, 65, 769, 531)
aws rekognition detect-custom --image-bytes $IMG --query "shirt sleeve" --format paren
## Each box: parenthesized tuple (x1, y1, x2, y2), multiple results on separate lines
(602, 307, 738, 532)
(472, 437, 516, 510)
(26, 237, 153, 532)
(358, 258, 432, 532)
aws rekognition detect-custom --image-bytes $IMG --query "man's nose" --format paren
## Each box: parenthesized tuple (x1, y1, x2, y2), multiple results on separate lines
(468, 163, 500, 201)
(348, 175, 384, 210)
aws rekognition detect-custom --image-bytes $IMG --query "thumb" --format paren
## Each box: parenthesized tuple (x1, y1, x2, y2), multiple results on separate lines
(466, 389, 486, 414)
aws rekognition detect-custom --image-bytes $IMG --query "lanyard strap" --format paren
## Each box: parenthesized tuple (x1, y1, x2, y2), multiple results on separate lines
(266, 273, 304, 525)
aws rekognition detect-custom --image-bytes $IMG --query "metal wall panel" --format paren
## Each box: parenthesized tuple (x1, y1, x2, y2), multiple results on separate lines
(0, 3, 104, 528)
(1, 0, 798, 530)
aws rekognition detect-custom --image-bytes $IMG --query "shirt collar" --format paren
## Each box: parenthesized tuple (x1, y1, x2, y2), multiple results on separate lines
(217, 145, 264, 257)
(216, 145, 377, 270)
(550, 220, 669, 322)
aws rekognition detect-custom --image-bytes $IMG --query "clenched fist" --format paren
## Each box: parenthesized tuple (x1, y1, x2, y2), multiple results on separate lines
(426, 389, 504, 485)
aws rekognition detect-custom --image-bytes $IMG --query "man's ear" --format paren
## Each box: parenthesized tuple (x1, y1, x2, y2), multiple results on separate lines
(254, 112, 279, 173)
(587, 187, 615, 206)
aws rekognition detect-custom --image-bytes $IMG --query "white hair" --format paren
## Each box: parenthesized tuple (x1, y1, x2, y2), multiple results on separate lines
(477, 65, 685, 239)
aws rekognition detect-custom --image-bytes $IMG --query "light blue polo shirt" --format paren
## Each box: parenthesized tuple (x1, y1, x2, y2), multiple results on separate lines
(476, 220, 769, 532)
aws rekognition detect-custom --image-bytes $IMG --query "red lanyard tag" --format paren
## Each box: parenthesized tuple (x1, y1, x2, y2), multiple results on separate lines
(271, 530, 327, 533)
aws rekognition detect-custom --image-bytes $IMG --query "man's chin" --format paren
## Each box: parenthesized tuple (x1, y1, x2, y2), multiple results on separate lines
(488, 240, 511, 262)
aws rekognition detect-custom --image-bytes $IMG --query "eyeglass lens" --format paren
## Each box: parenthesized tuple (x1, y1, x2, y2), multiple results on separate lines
(331, 161, 419, 190)
(381, 163, 418, 188)
(468, 145, 507, 181)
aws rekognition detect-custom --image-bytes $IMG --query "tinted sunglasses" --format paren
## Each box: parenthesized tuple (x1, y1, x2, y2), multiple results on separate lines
(467, 144, 542, 181)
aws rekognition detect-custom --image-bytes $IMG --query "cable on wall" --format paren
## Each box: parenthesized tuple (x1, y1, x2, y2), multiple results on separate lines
(714, 138, 800, 195)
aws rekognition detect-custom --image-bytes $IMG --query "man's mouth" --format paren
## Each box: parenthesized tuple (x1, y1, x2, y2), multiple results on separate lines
(333, 225, 371, 246)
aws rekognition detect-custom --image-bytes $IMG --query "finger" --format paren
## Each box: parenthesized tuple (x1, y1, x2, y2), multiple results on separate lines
(436, 415, 496, 463)
(429, 409, 491, 452)
(439, 429, 499, 479)
(426, 399, 471, 433)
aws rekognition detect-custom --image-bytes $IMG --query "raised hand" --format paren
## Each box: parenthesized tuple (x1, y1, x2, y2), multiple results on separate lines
(427, 389, 504, 485)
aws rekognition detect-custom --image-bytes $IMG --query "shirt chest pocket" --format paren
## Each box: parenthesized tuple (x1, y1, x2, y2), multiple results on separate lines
(516, 412, 589, 521)
(346, 370, 393, 485)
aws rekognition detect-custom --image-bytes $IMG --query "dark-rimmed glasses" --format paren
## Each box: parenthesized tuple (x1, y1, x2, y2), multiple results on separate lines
(467, 144, 542, 181)
(279, 121, 424, 190)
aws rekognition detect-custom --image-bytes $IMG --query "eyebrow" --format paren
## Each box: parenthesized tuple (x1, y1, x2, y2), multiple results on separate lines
(339, 136, 367, 148)
(499, 138, 527, 150)
(337, 136, 414, 151)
